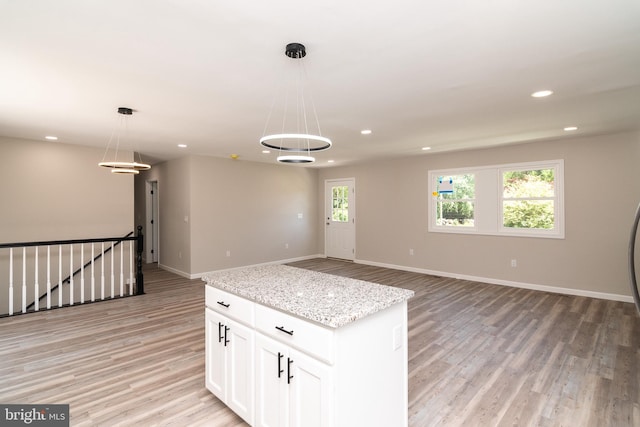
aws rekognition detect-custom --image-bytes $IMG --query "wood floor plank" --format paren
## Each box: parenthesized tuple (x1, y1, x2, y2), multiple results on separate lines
(1, 259, 639, 426)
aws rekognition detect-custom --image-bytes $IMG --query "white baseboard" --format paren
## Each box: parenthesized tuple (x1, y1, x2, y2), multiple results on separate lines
(157, 263, 192, 279)
(355, 258, 634, 303)
(161, 255, 632, 303)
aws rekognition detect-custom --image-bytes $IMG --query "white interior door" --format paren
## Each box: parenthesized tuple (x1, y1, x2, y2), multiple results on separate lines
(325, 178, 355, 260)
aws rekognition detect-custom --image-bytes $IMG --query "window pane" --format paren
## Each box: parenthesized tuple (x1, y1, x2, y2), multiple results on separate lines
(436, 201, 475, 227)
(332, 186, 348, 222)
(503, 169, 554, 198)
(438, 174, 475, 199)
(503, 200, 554, 229)
(436, 174, 475, 227)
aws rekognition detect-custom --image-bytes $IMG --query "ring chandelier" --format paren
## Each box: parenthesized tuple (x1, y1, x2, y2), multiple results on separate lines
(99, 107, 151, 174)
(260, 43, 332, 164)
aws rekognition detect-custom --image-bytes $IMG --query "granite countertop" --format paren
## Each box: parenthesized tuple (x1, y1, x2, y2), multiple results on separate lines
(202, 264, 414, 328)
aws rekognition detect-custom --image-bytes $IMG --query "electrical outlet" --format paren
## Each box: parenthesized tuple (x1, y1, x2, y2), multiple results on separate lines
(285, 243, 289, 249)
(226, 250, 231, 257)
(511, 259, 517, 267)
(409, 249, 414, 256)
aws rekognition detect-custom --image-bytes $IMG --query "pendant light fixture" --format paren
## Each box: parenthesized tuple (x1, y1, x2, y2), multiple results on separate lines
(99, 107, 151, 174)
(260, 43, 332, 164)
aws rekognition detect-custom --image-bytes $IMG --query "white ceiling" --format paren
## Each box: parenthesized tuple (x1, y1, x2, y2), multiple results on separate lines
(1, 0, 639, 167)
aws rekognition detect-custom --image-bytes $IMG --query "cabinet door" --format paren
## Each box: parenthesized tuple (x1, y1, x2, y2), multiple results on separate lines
(288, 348, 333, 427)
(255, 333, 289, 427)
(226, 317, 255, 425)
(205, 308, 226, 401)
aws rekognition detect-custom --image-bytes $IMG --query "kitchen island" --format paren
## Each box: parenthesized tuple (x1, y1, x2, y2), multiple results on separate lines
(202, 264, 414, 427)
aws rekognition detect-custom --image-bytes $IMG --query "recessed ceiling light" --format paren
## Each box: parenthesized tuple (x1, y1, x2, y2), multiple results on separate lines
(328, 159, 335, 163)
(45, 135, 58, 140)
(177, 144, 187, 148)
(262, 150, 271, 154)
(531, 90, 553, 98)
(563, 126, 578, 131)
(360, 129, 372, 135)
(422, 146, 431, 151)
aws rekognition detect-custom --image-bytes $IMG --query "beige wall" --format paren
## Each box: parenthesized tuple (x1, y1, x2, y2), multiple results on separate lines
(190, 156, 318, 273)
(0, 136, 135, 314)
(0, 136, 134, 241)
(318, 132, 640, 298)
(5, 131, 638, 302)
(137, 156, 192, 273)
(137, 155, 319, 277)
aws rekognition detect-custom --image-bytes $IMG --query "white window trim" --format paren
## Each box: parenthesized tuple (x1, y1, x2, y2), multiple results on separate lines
(428, 160, 565, 239)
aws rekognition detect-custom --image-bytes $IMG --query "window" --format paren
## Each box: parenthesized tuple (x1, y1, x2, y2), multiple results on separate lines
(429, 160, 564, 238)
(332, 185, 349, 222)
(501, 168, 555, 231)
(435, 174, 475, 227)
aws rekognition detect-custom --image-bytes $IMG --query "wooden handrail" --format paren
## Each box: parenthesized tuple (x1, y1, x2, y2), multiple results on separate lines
(0, 234, 137, 248)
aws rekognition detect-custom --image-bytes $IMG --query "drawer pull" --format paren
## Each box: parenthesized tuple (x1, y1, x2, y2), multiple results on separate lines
(217, 301, 230, 308)
(287, 357, 294, 384)
(275, 326, 294, 336)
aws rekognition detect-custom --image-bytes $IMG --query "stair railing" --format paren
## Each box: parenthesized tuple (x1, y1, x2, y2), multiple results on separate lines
(0, 226, 144, 317)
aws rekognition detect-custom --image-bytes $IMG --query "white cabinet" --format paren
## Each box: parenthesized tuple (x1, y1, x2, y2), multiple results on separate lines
(205, 307, 254, 425)
(255, 332, 332, 427)
(205, 284, 409, 427)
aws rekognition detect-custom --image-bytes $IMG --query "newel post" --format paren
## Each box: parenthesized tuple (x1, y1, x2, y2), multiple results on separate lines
(136, 226, 145, 295)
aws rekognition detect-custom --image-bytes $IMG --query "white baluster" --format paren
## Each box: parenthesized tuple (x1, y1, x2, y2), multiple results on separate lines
(110, 242, 115, 299)
(46, 246, 51, 310)
(69, 244, 74, 306)
(91, 243, 95, 302)
(129, 240, 134, 295)
(9, 248, 13, 316)
(80, 244, 85, 304)
(119, 242, 124, 297)
(58, 245, 63, 308)
(101, 242, 105, 300)
(34, 247, 39, 311)
(22, 247, 26, 313)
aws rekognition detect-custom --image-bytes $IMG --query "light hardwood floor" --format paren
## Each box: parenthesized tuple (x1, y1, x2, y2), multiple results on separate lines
(1, 259, 639, 426)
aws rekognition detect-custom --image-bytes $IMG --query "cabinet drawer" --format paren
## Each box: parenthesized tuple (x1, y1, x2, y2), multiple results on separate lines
(206, 286, 254, 326)
(255, 303, 334, 364)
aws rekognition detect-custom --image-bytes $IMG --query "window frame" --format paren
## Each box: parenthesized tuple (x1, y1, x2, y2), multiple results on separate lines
(428, 160, 564, 239)
(434, 173, 477, 230)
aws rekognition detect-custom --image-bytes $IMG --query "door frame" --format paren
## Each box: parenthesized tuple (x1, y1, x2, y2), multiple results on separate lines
(324, 177, 356, 260)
